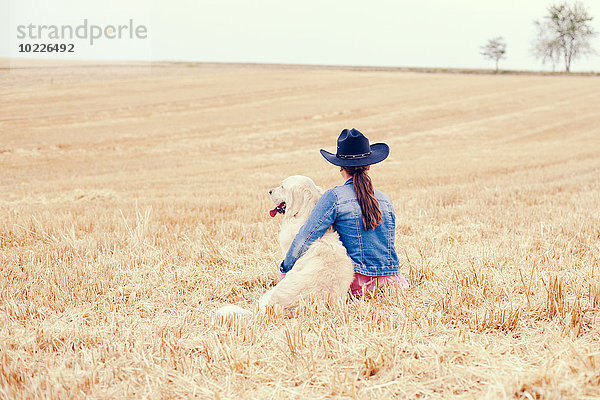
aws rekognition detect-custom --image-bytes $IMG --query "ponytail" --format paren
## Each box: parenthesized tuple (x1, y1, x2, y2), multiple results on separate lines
(344, 166, 381, 230)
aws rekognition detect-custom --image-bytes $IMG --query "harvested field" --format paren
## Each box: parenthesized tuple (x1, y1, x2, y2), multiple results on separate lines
(1, 62, 600, 398)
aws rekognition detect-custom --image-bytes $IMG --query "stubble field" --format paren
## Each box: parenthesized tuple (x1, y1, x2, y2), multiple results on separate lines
(1, 62, 600, 399)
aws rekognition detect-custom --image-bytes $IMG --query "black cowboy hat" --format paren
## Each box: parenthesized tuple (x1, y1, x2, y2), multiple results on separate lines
(320, 128, 389, 167)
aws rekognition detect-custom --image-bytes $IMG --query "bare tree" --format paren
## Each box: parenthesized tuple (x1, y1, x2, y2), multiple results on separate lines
(480, 37, 507, 72)
(532, 21, 561, 71)
(532, 1, 597, 72)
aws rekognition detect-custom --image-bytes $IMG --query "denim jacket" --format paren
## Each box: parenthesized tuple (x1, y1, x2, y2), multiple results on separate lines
(281, 179, 401, 276)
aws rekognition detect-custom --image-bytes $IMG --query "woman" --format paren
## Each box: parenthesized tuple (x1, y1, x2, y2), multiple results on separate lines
(280, 128, 409, 295)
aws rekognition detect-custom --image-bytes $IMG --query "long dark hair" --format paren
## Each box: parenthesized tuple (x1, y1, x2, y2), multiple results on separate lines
(343, 166, 381, 230)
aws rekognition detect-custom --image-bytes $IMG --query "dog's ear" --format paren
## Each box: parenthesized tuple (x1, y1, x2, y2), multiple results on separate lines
(285, 185, 305, 218)
(286, 182, 322, 218)
(304, 177, 323, 199)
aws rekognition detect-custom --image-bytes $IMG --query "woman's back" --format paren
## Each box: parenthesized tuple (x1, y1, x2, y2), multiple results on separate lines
(327, 179, 400, 276)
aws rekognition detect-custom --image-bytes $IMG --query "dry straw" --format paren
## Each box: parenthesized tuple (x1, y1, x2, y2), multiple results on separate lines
(1, 63, 599, 398)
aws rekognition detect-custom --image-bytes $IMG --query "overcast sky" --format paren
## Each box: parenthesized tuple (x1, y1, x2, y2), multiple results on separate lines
(2, 0, 600, 71)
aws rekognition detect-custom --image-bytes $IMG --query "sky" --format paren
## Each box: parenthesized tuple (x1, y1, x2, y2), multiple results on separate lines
(2, 0, 600, 72)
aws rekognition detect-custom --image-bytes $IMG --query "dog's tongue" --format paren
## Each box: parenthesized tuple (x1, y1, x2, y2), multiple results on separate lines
(269, 202, 285, 217)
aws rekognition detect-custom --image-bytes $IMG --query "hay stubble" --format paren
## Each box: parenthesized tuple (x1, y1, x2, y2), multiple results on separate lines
(1, 63, 599, 398)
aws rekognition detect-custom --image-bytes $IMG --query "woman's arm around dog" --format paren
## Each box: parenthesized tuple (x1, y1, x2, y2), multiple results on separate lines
(280, 189, 338, 273)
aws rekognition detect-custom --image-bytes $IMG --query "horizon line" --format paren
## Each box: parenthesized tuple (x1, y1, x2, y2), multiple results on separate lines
(1, 58, 598, 76)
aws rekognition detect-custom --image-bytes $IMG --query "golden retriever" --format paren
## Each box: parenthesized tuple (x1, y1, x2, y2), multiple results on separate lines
(216, 175, 354, 317)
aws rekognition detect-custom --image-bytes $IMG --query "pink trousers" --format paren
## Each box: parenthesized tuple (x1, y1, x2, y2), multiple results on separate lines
(278, 272, 409, 296)
(349, 272, 410, 296)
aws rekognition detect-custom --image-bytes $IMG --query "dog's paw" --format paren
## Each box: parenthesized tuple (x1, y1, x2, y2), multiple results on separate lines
(258, 290, 274, 312)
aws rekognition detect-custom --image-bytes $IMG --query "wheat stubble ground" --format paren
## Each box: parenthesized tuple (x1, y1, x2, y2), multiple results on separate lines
(1, 62, 600, 399)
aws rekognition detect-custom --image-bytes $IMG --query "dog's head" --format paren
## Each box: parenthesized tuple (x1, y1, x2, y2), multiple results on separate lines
(269, 175, 323, 218)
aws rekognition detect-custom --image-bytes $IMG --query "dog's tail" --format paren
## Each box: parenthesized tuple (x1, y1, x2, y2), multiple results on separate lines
(215, 305, 252, 319)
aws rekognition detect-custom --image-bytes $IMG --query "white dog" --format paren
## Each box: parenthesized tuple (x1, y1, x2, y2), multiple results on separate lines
(216, 175, 354, 317)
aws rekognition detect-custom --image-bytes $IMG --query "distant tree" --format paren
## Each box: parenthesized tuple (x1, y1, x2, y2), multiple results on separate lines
(532, 21, 562, 71)
(480, 37, 507, 72)
(532, 1, 597, 72)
